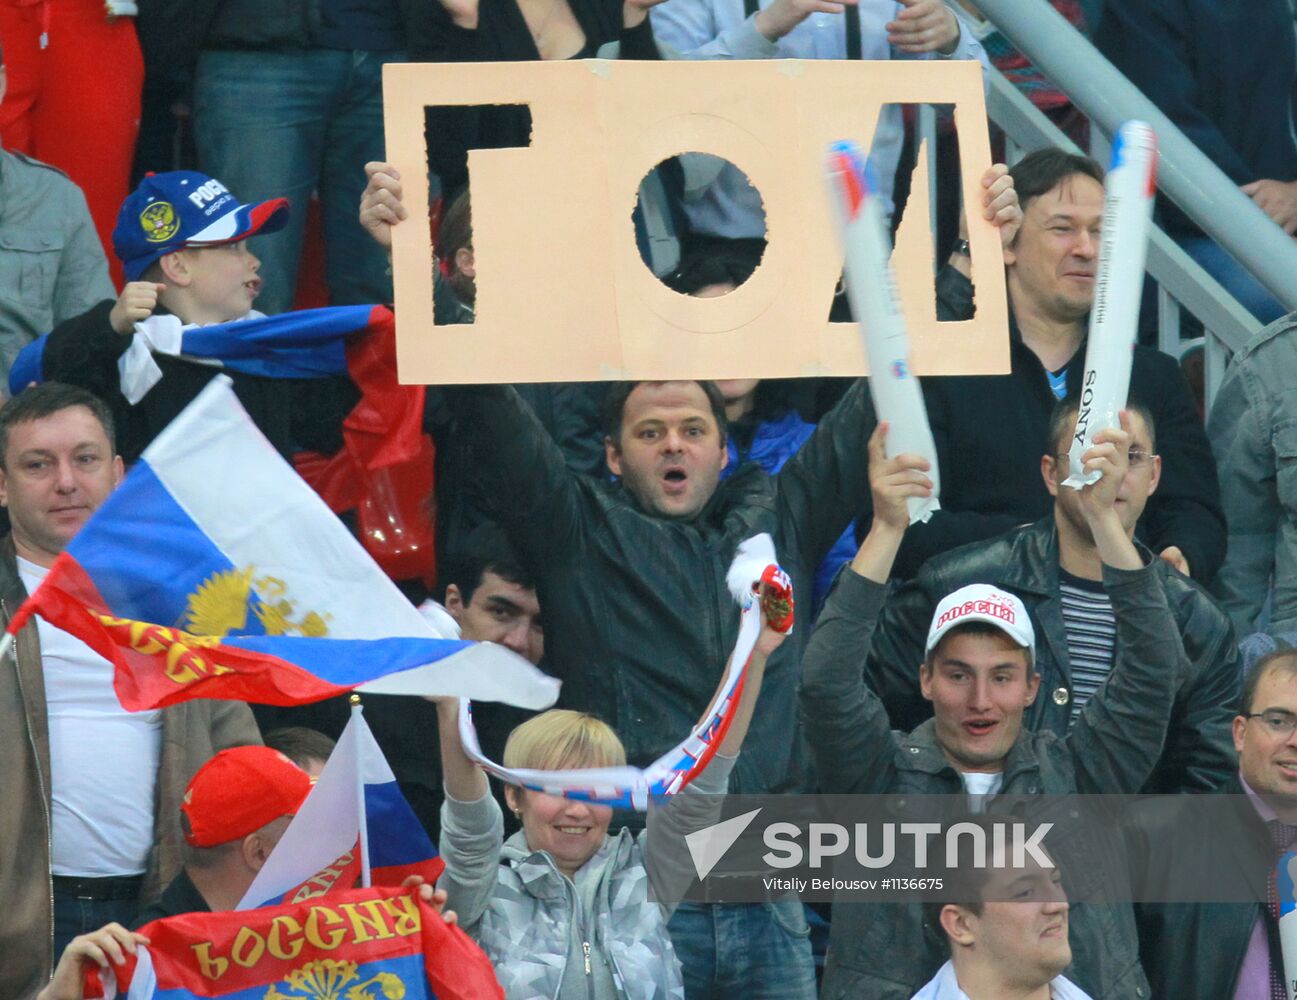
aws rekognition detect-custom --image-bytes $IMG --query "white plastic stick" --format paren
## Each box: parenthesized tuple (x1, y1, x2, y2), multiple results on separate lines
(350, 696, 372, 888)
(1064, 121, 1158, 489)
(826, 141, 940, 523)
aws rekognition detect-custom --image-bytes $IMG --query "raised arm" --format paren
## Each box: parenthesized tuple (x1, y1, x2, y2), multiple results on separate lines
(12, 300, 121, 401)
(800, 423, 932, 794)
(1066, 416, 1190, 792)
(433, 698, 502, 930)
(1152, 587, 1239, 793)
(356, 163, 591, 568)
(442, 384, 590, 569)
(890, 169, 1026, 575)
(713, 579, 789, 758)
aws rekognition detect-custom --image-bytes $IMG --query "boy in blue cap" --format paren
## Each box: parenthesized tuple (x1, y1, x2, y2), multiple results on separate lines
(108, 171, 290, 333)
(11, 171, 357, 462)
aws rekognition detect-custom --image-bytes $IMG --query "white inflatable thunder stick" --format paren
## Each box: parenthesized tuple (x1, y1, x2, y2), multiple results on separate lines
(825, 139, 940, 524)
(1063, 120, 1158, 489)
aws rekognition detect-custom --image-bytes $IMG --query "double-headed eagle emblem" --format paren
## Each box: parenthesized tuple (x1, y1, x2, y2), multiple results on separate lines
(182, 566, 330, 638)
(264, 959, 405, 1000)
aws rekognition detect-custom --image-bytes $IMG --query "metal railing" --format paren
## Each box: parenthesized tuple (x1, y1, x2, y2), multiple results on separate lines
(970, 0, 1297, 406)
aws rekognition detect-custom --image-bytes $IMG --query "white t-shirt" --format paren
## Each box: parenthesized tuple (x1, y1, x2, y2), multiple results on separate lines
(910, 959, 1094, 999)
(19, 557, 162, 876)
(959, 771, 1004, 812)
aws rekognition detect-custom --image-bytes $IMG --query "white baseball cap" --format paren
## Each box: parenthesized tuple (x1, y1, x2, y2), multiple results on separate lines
(926, 584, 1035, 653)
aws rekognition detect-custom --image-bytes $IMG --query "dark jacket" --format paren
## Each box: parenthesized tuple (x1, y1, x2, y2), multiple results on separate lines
(134, 869, 212, 927)
(0, 537, 259, 1000)
(423, 278, 609, 566)
(1207, 312, 1297, 635)
(866, 517, 1238, 793)
(891, 266, 1225, 583)
(34, 300, 357, 464)
(444, 380, 875, 795)
(1129, 775, 1270, 1000)
(801, 561, 1186, 999)
(1095, 0, 1297, 235)
(157, 0, 433, 55)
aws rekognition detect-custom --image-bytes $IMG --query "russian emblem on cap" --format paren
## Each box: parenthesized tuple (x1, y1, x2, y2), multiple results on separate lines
(140, 201, 179, 243)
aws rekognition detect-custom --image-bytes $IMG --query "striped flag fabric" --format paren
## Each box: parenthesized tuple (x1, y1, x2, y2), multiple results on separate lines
(83, 885, 503, 999)
(238, 706, 443, 910)
(3, 377, 559, 713)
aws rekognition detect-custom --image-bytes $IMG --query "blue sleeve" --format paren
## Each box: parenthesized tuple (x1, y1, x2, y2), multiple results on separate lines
(9, 333, 47, 395)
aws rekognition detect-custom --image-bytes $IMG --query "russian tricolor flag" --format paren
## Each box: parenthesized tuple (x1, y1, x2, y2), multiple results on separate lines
(239, 706, 443, 909)
(9, 304, 381, 398)
(3, 377, 559, 713)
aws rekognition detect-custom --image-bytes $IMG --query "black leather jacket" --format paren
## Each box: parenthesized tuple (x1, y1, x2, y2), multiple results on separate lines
(444, 379, 876, 796)
(866, 518, 1239, 793)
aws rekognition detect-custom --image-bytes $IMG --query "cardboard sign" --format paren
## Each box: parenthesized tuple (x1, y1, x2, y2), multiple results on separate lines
(383, 58, 1009, 383)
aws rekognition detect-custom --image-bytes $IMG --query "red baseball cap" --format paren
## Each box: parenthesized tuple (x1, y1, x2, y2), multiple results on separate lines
(182, 746, 312, 847)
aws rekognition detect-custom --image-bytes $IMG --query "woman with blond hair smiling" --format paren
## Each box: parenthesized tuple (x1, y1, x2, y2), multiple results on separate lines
(432, 593, 786, 1000)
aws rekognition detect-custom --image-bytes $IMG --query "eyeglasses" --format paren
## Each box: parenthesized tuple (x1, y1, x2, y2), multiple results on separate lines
(1052, 450, 1156, 469)
(1245, 710, 1297, 740)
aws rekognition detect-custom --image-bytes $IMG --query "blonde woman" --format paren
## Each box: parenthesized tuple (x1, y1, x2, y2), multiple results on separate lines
(433, 597, 784, 1000)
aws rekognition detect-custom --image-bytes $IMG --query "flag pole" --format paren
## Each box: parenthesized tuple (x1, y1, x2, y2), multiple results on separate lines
(350, 694, 372, 888)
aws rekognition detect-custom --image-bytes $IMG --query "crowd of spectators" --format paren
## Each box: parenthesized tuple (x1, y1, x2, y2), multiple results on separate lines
(6, 1, 1297, 999)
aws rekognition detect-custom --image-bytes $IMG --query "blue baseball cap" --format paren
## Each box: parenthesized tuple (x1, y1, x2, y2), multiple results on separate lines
(113, 171, 291, 281)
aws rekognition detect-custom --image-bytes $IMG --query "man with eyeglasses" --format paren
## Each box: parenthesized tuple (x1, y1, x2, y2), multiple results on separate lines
(864, 395, 1239, 793)
(1131, 648, 1297, 998)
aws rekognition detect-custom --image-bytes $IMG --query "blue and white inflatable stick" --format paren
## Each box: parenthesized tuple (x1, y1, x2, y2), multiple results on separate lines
(1063, 121, 1158, 489)
(825, 140, 940, 523)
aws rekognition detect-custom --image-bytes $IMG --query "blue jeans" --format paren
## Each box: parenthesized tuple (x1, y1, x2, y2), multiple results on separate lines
(193, 48, 404, 314)
(54, 889, 140, 958)
(1178, 235, 1287, 326)
(667, 900, 817, 1000)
